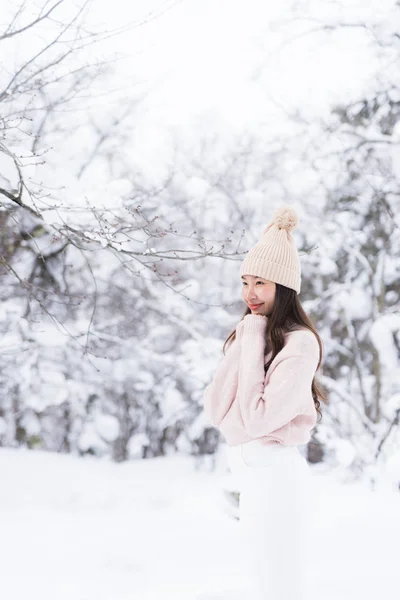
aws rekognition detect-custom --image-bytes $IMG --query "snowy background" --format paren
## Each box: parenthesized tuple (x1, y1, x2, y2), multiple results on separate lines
(1, 0, 400, 598)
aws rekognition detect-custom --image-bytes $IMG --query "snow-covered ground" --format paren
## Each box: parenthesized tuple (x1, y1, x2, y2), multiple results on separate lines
(0, 447, 398, 600)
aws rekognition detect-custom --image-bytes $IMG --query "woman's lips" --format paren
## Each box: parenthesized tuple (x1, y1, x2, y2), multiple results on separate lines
(249, 303, 263, 309)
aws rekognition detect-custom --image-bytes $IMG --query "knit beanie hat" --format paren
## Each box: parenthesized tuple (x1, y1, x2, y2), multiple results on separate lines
(239, 205, 301, 294)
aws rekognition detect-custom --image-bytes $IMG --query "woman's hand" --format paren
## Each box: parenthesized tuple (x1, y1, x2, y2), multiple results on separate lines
(244, 313, 267, 322)
(235, 313, 267, 342)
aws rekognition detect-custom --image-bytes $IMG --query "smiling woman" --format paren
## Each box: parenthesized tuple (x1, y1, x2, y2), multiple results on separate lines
(203, 204, 327, 599)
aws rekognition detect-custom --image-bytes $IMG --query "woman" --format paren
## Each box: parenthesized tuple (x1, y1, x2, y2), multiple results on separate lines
(203, 205, 327, 600)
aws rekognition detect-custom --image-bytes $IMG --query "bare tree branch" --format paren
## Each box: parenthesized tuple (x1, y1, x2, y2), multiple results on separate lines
(0, 0, 65, 42)
(3, 1, 90, 96)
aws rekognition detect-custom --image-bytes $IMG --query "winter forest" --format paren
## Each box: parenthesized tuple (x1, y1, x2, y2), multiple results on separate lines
(1, 1, 400, 599)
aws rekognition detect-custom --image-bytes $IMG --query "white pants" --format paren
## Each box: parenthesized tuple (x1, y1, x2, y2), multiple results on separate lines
(226, 440, 316, 600)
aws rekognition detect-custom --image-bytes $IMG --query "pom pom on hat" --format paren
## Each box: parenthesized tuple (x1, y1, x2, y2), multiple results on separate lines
(263, 205, 298, 234)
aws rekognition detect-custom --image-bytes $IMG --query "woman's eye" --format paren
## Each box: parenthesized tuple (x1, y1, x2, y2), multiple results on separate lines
(256, 281, 264, 285)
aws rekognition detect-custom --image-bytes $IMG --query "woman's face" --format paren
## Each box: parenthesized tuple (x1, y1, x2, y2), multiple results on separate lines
(241, 275, 276, 317)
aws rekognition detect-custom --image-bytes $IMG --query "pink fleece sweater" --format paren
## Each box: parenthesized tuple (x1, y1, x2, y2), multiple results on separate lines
(203, 313, 320, 446)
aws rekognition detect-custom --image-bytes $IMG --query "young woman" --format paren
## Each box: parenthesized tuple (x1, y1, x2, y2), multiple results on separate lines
(203, 205, 327, 600)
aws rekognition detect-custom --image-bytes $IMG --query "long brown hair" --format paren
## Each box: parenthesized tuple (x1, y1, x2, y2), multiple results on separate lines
(223, 283, 328, 421)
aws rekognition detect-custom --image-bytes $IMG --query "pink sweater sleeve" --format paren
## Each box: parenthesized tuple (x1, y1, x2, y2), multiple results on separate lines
(202, 321, 245, 427)
(236, 314, 319, 438)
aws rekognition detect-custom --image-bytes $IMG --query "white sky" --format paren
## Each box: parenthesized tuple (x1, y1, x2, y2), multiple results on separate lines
(90, 0, 384, 127)
(4, 0, 396, 194)
(69, 0, 392, 179)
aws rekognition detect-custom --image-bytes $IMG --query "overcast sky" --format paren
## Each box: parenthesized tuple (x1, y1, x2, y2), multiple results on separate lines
(91, 0, 384, 126)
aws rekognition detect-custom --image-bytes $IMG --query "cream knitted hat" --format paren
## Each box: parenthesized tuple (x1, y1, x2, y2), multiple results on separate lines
(239, 205, 301, 294)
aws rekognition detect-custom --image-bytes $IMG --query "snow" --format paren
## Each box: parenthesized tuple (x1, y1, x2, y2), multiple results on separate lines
(20, 411, 41, 436)
(386, 393, 400, 412)
(329, 438, 357, 468)
(385, 450, 400, 481)
(78, 422, 109, 455)
(336, 287, 372, 321)
(369, 314, 400, 372)
(25, 389, 68, 412)
(0, 447, 399, 600)
(128, 432, 150, 458)
(94, 414, 120, 443)
(161, 386, 187, 425)
(30, 323, 71, 348)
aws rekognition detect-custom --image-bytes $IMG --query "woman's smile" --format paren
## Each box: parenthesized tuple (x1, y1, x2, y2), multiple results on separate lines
(248, 302, 263, 310)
